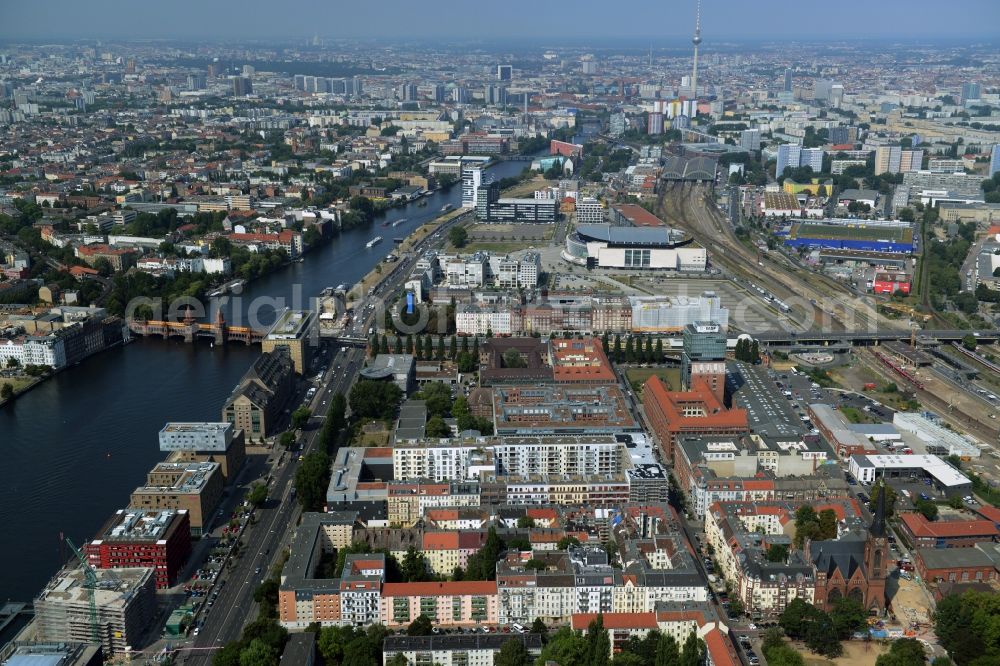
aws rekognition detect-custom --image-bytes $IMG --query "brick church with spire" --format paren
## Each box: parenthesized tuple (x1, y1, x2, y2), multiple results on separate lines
(807, 482, 889, 614)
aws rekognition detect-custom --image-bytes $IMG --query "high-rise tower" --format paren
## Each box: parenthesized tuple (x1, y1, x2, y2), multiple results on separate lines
(691, 0, 702, 99)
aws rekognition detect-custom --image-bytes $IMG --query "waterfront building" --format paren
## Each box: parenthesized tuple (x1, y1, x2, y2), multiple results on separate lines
(222, 349, 295, 440)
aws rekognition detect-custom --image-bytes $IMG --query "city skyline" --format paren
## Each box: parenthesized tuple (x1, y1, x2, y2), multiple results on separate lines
(1, 0, 999, 40)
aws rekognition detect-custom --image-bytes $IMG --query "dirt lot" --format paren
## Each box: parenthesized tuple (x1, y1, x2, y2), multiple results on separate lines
(468, 224, 552, 241)
(503, 174, 548, 198)
(888, 573, 935, 626)
(796, 640, 889, 666)
(352, 421, 391, 447)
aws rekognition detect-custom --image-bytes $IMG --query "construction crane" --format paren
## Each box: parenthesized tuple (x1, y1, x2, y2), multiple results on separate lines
(65, 537, 100, 646)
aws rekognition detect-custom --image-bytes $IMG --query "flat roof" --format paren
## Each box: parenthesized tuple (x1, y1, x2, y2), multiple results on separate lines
(612, 203, 665, 227)
(160, 422, 231, 433)
(266, 308, 315, 340)
(575, 223, 687, 247)
(850, 454, 970, 487)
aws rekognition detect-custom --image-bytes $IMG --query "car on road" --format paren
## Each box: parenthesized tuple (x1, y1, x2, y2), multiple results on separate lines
(254, 566, 262, 574)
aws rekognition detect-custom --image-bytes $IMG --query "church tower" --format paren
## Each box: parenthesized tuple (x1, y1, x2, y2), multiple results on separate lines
(863, 480, 890, 613)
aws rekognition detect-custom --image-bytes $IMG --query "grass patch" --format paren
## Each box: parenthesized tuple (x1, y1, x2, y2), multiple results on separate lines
(839, 406, 876, 424)
(349, 419, 392, 447)
(627, 367, 681, 397)
(0, 376, 39, 401)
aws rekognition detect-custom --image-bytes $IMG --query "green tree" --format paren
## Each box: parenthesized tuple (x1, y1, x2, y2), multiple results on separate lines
(915, 497, 939, 521)
(538, 628, 590, 666)
(294, 450, 331, 511)
(425, 415, 450, 438)
(247, 482, 268, 507)
(449, 226, 469, 248)
(503, 348, 527, 368)
(530, 617, 548, 635)
(0, 383, 13, 400)
(449, 335, 457, 359)
(655, 633, 680, 666)
(679, 631, 704, 666)
(457, 351, 476, 372)
(385, 655, 409, 666)
(238, 638, 279, 666)
(869, 482, 898, 517)
(279, 431, 296, 448)
(420, 381, 453, 417)
(464, 526, 503, 580)
(829, 597, 867, 639)
(817, 509, 838, 540)
(935, 589, 1000, 665)
(875, 638, 926, 666)
(727, 598, 745, 617)
(291, 406, 311, 430)
(962, 334, 978, 351)
(349, 380, 403, 419)
(401, 546, 430, 582)
(557, 536, 581, 550)
(766, 544, 789, 562)
(586, 615, 611, 666)
(407, 614, 434, 636)
(495, 638, 532, 666)
(517, 515, 537, 528)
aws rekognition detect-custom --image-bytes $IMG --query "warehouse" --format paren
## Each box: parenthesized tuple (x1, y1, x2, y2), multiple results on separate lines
(848, 454, 972, 497)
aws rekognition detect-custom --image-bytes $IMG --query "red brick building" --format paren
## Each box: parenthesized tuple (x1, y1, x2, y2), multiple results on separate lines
(550, 139, 584, 158)
(85, 508, 192, 589)
(914, 544, 1000, 586)
(642, 376, 749, 462)
(898, 512, 999, 549)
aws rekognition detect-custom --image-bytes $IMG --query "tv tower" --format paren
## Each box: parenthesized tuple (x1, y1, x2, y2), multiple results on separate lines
(691, 0, 702, 99)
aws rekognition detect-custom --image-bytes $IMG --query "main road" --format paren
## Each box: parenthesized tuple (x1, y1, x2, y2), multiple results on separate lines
(179, 202, 468, 663)
(178, 346, 365, 664)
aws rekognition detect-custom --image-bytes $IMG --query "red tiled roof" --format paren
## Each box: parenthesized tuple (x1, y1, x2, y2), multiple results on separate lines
(703, 628, 740, 666)
(644, 376, 749, 429)
(975, 505, 1000, 524)
(899, 512, 999, 539)
(423, 532, 459, 550)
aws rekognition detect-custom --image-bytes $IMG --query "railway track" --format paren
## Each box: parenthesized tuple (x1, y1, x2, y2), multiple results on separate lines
(657, 183, 906, 334)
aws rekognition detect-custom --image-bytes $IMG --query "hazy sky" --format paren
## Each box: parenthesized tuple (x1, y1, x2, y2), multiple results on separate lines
(2, 0, 999, 41)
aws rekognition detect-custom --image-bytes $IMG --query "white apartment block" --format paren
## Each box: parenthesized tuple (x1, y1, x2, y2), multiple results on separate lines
(455, 307, 513, 336)
(393, 443, 479, 481)
(0, 335, 67, 369)
(494, 439, 626, 477)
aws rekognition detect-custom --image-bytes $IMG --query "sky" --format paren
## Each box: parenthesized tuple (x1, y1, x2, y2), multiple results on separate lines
(1, 0, 999, 42)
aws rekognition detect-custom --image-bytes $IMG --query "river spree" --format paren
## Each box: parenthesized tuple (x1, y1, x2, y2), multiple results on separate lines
(0, 158, 535, 603)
